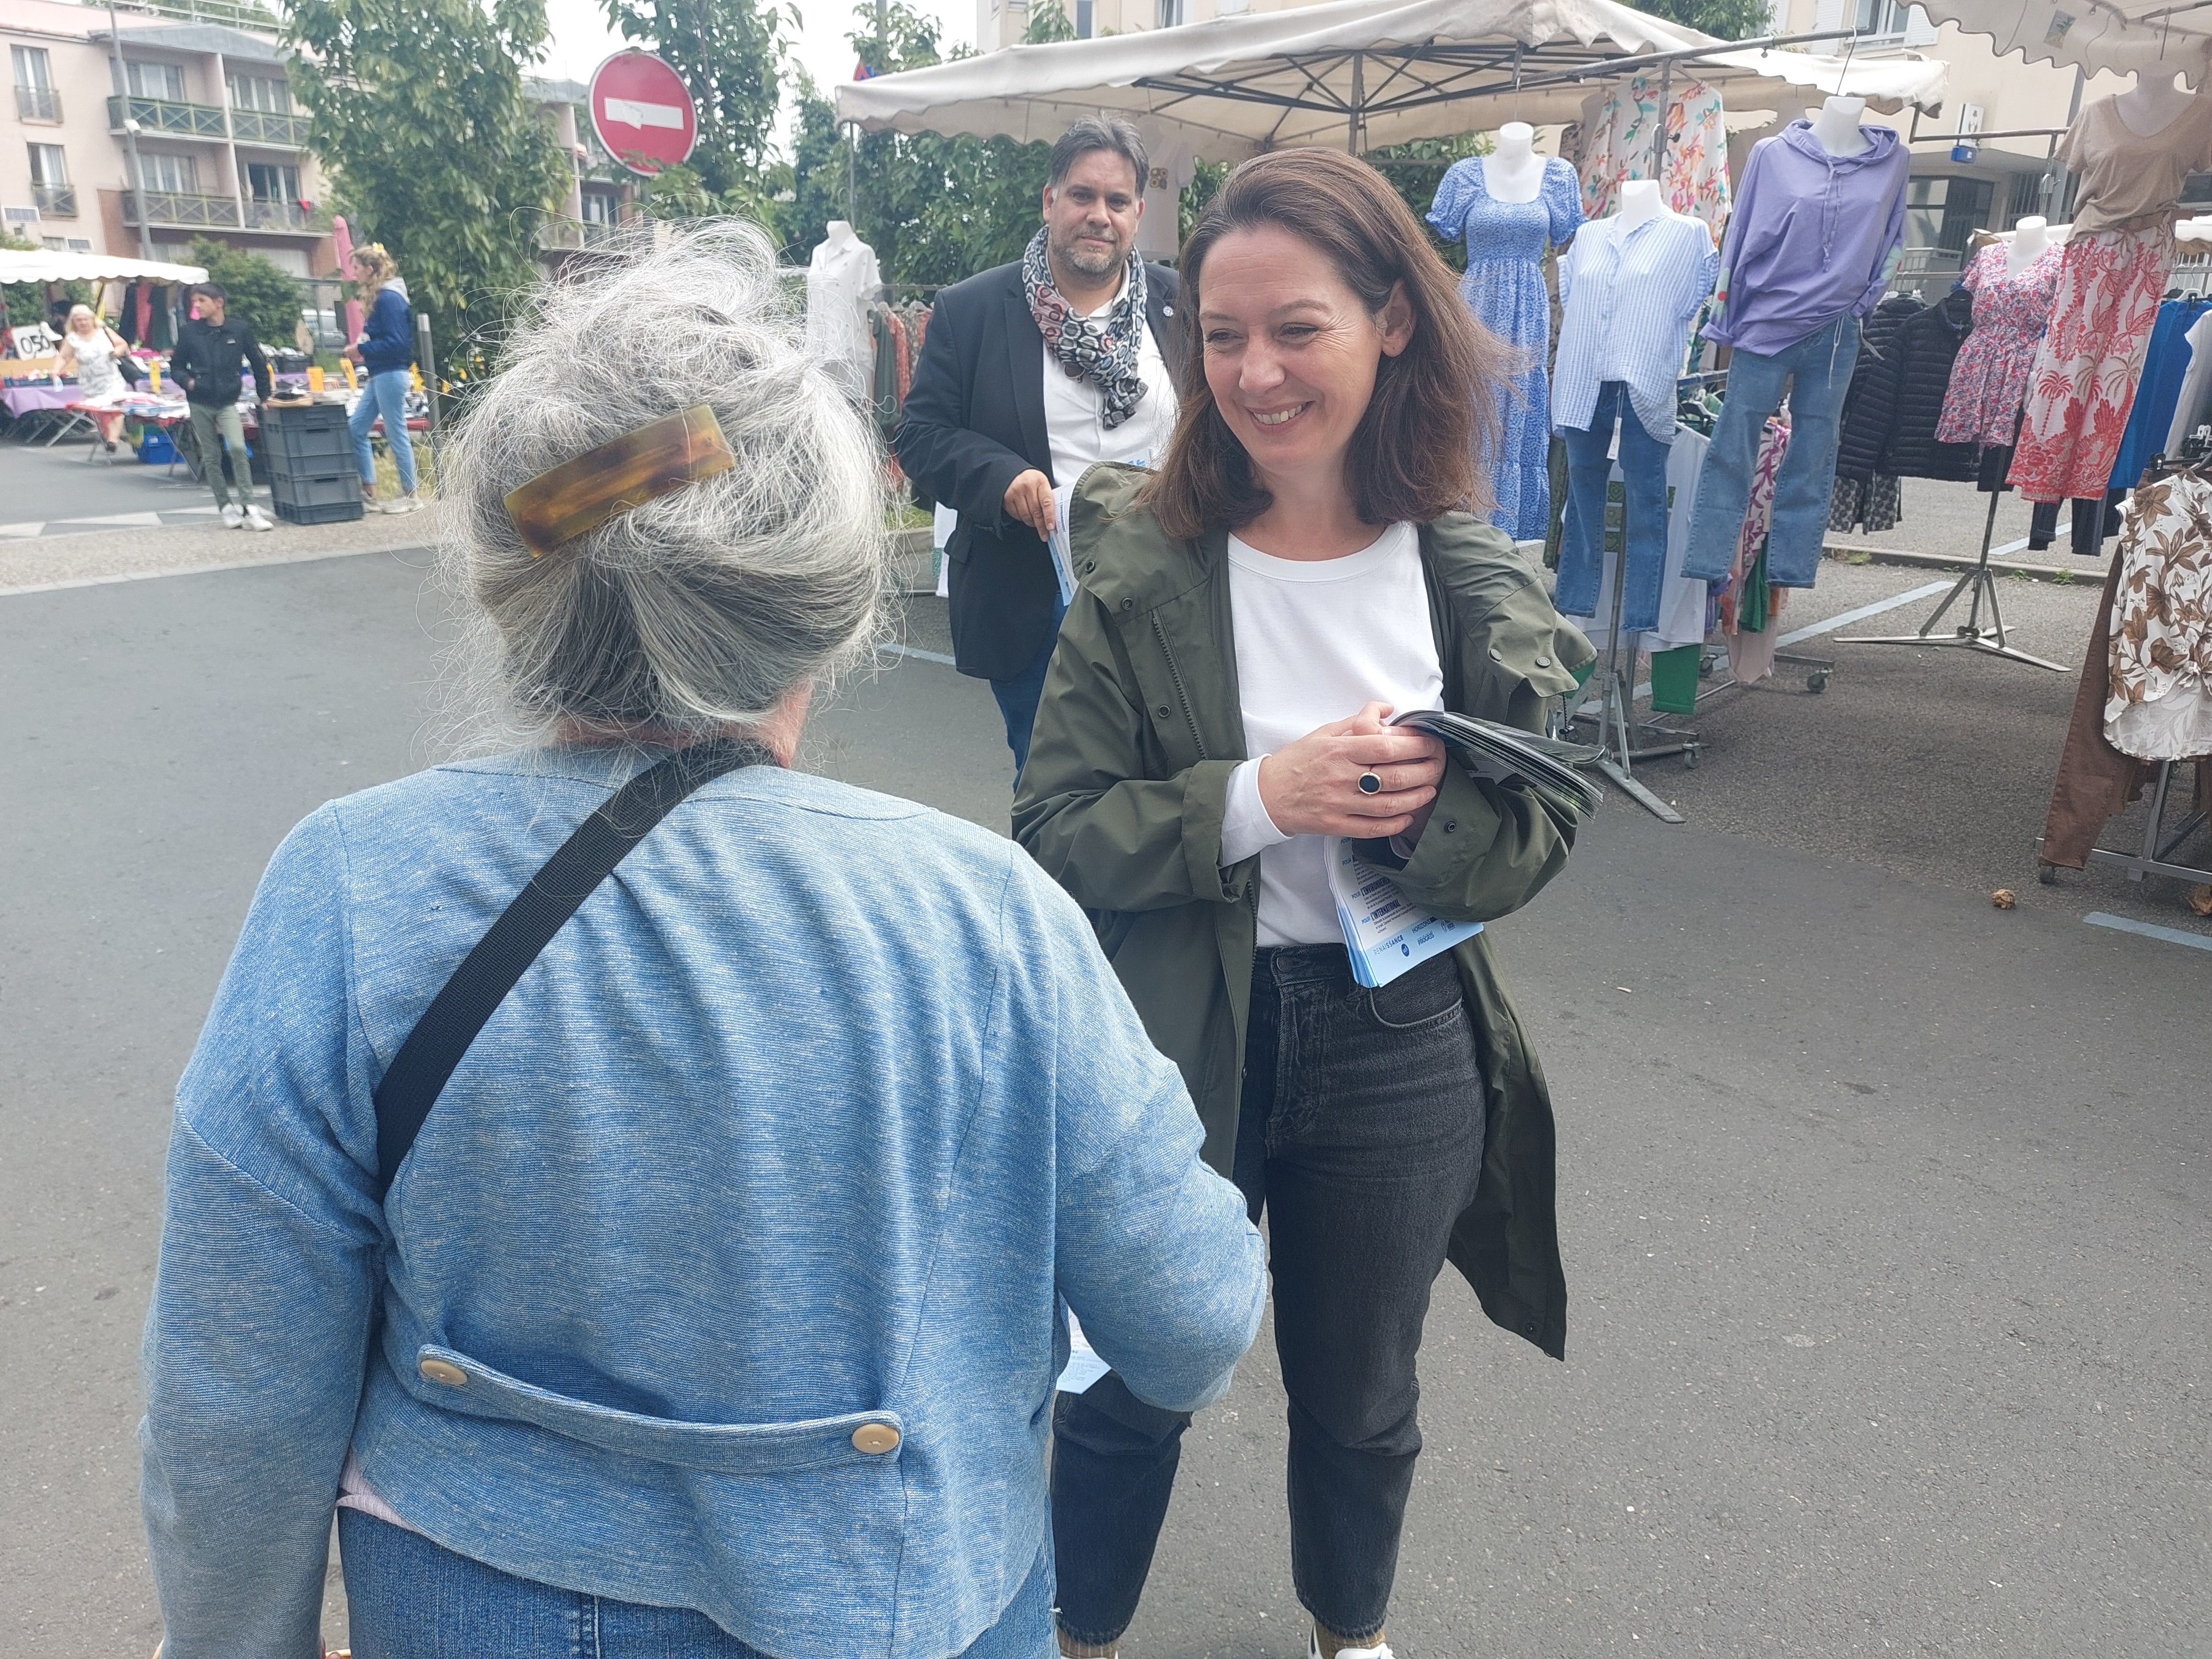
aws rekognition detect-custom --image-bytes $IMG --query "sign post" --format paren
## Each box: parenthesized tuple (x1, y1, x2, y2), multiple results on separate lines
(587, 50, 698, 178)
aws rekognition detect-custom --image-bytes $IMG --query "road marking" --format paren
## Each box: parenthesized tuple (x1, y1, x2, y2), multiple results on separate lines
(884, 642, 957, 666)
(0, 542, 417, 599)
(2083, 912, 2212, 954)
(1990, 536, 2031, 557)
(1776, 580, 1954, 647)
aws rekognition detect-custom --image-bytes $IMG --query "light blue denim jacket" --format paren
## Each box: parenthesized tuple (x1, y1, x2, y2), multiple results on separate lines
(140, 749, 1266, 1659)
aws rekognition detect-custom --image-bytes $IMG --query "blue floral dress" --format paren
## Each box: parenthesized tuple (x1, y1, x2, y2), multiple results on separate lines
(1427, 155, 1584, 540)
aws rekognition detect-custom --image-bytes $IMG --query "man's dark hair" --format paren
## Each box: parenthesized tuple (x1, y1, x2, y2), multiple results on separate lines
(194, 283, 227, 302)
(1049, 118, 1148, 194)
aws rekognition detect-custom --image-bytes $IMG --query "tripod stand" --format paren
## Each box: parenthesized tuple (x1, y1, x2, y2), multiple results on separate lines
(1839, 484, 2066, 670)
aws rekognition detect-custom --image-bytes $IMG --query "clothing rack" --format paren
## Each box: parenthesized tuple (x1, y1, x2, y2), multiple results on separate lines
(1559, 538, 1699, 824)
(1838, 478, 2068, 670)
(2038, 758, 2212, 887)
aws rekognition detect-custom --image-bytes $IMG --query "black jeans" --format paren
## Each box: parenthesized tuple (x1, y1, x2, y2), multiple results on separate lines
(1051, 944, 1488, 1646)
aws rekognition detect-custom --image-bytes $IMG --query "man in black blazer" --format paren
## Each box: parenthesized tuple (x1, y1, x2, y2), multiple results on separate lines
(896, 116, 1189, 774)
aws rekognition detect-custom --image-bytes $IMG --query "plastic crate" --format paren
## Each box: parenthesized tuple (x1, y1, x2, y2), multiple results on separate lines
(270, 469, 363, 511)
(261, 404, 356, 470)
(273, 496, 365, 525)
(138, 427, 177, 464)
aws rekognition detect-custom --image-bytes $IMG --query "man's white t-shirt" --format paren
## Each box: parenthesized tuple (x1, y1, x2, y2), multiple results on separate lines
(1218, 521, 1444, 948)
(1041, 274, 1179, 487)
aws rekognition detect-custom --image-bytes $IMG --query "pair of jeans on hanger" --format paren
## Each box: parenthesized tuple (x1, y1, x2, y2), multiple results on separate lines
(1051, 944, 1488, 1649)
(1555, 380, 1673, 633)
(1682, 313, 1861, 587)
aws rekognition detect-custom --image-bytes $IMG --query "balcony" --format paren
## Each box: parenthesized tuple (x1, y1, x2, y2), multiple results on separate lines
(108, 94, 228, 139)
(244, 198, 330, 232)
(124, 188, 242, 228)
(14, 86, 60, 122)
(231, 107, 310, 147)
(33, 185, 77, 219)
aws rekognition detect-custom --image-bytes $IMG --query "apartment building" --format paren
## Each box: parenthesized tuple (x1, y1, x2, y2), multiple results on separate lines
(524, 74, 636, 266)
(0, 0, 333, 275)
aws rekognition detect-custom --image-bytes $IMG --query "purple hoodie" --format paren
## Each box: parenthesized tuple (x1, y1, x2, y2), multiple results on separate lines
(1703, 120, 1909, 357)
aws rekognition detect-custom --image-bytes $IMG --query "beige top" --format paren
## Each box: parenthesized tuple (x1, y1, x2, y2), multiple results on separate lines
(2058, 93, 2212, 234)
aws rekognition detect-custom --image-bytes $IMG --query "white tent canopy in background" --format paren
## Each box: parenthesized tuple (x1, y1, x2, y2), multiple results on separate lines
(0, 250, 207, 286)
(836, 0, 1948, 159)
(1913, 0, 2207, 82)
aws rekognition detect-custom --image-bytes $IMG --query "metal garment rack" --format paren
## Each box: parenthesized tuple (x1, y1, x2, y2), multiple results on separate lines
(1560, 539, 1698, 825)
(1838, 481, 2068, 670)
(2037, 759, 2212, 887)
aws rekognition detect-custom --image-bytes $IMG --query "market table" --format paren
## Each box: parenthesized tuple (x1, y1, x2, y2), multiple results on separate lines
(3, 382, 94, 445)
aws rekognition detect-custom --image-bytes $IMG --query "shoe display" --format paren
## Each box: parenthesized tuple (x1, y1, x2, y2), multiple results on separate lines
(220, 503, 245, 528)
(243, 505, 275, 532)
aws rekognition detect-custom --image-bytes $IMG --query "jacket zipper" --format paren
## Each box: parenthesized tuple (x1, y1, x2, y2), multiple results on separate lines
(1151, 611, 1210, 762)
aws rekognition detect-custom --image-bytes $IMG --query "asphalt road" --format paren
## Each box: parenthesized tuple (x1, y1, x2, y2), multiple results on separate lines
(2, 549, 2205, 1657)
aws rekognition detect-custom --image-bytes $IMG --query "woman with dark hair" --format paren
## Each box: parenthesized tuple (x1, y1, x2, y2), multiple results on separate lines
(1014, 149, 1593, 1659)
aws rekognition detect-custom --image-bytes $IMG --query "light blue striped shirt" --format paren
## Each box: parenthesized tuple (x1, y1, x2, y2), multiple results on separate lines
(1551, 210, 1718, 442)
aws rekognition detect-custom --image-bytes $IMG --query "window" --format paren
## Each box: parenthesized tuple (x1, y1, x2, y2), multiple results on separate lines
(581, 187, 619, 226)
(1903, 175, 1994, 255)
(27, 144, 66, 187)
(1157, 0, 1183, 23)
(228, 73, 290, 113)
(136, 152, 201, 194)
(126, 60, 188, 102)
(244, 160, 299, 202)
(1075, 0, 1093, 33)
(12, 44, 53, 91)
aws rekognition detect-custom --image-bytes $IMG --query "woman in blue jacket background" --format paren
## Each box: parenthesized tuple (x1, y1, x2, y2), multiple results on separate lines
(344, 242, 421, 513)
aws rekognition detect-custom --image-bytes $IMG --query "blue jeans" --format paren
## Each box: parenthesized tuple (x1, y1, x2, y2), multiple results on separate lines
(989, 595, 1069, 781)
(1682, 314, 1861, 587)
(350, 368, 417, 495)
(339, 1508, 1054, 1658)
(1051, 946, 1486, 1646)
(1556, 381, 1673, 632)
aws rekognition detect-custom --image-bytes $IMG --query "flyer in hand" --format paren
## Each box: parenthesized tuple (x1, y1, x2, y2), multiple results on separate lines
(1388, 708, 1605, 822)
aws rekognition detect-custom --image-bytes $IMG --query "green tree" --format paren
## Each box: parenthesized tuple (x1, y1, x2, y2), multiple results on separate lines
(598, 0, 792, 211)
(1636, 0, 1776, 40)
(784, 0, 1069, 284)
(285, 0, 569, 376)
(187, 236, 302, 347)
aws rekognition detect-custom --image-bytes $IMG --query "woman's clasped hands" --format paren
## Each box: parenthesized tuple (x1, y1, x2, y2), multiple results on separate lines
(1255, 699, 1448, 842)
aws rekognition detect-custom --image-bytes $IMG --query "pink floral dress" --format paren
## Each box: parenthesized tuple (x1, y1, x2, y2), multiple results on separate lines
(1935, 241, 2062, 447)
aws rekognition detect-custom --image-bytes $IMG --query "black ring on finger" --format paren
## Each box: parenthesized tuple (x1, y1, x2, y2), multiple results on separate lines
(1358, 771, 1383, 795)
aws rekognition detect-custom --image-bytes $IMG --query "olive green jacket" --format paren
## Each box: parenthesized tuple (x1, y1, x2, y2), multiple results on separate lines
(1011, 465, 1596, 1360)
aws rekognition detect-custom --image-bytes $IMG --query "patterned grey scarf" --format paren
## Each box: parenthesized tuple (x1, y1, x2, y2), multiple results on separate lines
(1021, 227, 1150, 430)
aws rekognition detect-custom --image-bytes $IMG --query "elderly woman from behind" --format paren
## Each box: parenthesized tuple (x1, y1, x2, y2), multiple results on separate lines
(139, 223, 1264, 1659)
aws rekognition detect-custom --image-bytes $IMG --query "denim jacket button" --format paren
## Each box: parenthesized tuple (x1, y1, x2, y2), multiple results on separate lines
(418, 1357, 467, 1387)
(851, 1423, 902, 1455)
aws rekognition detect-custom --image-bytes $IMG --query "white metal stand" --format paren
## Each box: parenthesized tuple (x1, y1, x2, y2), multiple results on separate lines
(1840, 484, 2067, 671)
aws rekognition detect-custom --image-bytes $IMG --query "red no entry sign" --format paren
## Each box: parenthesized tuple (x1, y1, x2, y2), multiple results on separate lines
(588, 50, 697, 177)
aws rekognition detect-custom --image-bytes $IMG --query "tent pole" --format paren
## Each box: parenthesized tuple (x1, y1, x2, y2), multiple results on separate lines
(1349, 51, 1364, 155)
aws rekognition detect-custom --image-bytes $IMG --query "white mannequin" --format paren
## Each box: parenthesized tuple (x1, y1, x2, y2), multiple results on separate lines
(2114, 70, 2197, 139)
(1810, 94, 1871, 157)
(2005, 214, 2049, 277)
(1615, 177, 1663, 228)
(1486, 122, 1545, 204)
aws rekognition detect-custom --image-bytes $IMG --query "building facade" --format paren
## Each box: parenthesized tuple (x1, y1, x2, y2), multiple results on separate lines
(0, 0, 333, 275)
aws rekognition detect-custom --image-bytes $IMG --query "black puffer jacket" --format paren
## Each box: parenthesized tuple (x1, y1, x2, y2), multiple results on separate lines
(1836, 290, 1981, 481)
(1834, 295, 1922, 482)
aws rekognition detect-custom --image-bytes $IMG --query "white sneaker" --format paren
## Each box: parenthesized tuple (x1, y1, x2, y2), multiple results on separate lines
(220, 502, 244, 528)
(380, 493, 422, 515)
(242, 505, 274, 532)
(1309, 1630, 1394, 1659)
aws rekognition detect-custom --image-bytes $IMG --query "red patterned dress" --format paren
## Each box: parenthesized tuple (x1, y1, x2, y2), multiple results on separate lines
(1935, 240, 2062, 447)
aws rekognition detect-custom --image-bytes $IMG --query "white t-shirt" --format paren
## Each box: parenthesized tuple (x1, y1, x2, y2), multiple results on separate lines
(1218, 521, 1443, 948)
(1042, 274, 1179, 487)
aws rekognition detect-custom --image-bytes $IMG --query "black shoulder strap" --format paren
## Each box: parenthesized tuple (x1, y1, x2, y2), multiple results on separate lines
(371, 738, 767, 1200)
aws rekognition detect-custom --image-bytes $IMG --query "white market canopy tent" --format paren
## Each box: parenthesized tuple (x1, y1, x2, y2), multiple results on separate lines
(1914, 0, 2208, 81)
(836, 0, 1949, 159)
(0, 250, 208, 286)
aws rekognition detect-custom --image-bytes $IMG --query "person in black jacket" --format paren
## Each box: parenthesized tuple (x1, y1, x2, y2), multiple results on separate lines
(171, 283, 274, 531)
(894, 117, 1189, 776)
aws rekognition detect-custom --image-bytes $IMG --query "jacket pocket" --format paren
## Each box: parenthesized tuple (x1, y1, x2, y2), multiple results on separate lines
(404, 1344, 906, 1476)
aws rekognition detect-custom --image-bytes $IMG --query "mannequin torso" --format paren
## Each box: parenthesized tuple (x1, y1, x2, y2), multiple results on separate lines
(1616, 178, 1663, 229)
(2115, 72, 2196, 139)
(1485, 122, 1545, 204)
(2005, 215, 2049, 278)
(1810, 95, 1871, 157)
